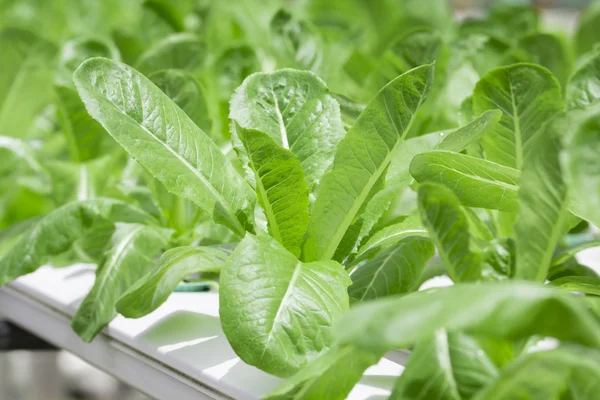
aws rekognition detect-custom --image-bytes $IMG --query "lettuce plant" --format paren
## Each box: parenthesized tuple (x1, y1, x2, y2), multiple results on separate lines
(2, 1, 600, 399)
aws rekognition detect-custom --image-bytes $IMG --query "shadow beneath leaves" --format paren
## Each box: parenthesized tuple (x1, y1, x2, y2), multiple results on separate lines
(359, 374, 398, 389)
(219, 358, 281, 394)
(63, 266, 96, 281)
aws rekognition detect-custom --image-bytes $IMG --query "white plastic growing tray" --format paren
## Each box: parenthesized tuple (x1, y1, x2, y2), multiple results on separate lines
(0, 263, 405, 400)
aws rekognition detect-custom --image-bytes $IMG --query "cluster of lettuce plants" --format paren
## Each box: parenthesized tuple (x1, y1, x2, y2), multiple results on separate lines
(2, 0, 600, 398)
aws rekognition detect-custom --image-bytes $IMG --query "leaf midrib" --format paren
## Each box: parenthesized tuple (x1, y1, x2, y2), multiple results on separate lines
(94, 91, 246, 236)
(243, 137, 284, 246)
(358, 246, 400, 301)
(260, 260, 303, 362)
(533, 199, 569, 281)
(359, 227, 427, 258)
(320, 91, 424, 261)
(509, 82, 523, 170)
(91, 225, 145, 303)
(425, 159, 520, 191)
(435, 330, 461, 399)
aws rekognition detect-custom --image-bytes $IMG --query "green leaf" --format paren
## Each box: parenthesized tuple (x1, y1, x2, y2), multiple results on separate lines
(220, 234, 351, 377)
(348, 237, 434, 301)
(418, 183, 482, 282)
(230, 69, 345, 191)
(304, 64, 434, 262)
(0, 216, 41, 256)
(74, 58, 255, 236)
(56, 37, 120, 88)
(472, 64, 563, 169)
(355, 111, 499, 257)
(551, 240, 600, 268)
(49, 221, 116, 268)
(517, 33, 572, 87)
(335, 282, 600, 352)
(410, 151, 520, 212)
(575, 1, 600, 57)
(549, 258, 599, 281)
(566, 46, 600, 111)
(55, 85, 113, 162)
(355, 214, 428, 262)
(148, 69, 212, 134)
(263, 345, 383, 400)
(72, 223, 171, 342)
(351, 132, 441, 255)
(564, 114, 600, 227)
(0, 199, 154, 285)
(514, 125, 569, 282)
(390, 331, 498, 400)
(0, 28, 57, 138)
(0, 136, 51, 194)
(135, 33, 206, 75)
(116, 246, 226, 318)
(549, 276, 600, 296)
(435, 109, 502, 153)
(473, 346, 600, 399)
(45, 156, 114, 205)
(237, 125, 310, 257)
(385, 28, 445, 75)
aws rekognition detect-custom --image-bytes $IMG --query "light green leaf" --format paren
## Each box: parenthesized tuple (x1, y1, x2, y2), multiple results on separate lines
(356, 111, 498, 256)
(55, 85, 113, 162)
(148, 69, 211, 134)
(548, 258, 599, 281)
(349, 237, 434, 301)
(237, 125, 310, 257)
(135, 33, 206, 75)
(549, 276, 600, 296)
(410, 151, 520, 212)
(335, 282, 600, 352)
(263, 345, 382, 400)
(117, 246, 226, 318)
(74, 58, 255, 236)
(304, 64, 434, 262)
(514, 125, 569, 282)
(352, 132, 441, 255)
(472, 64, 563, 169)
(355, 214, 428, 262)
(72, 223, 171, 342)
(56, 37, 120, 88)
(220, 234, 351, 377)
(517, 33, 572, 87)
(211, 45, 260, 101)
(566, 47, 600, 111)
(0, 136, 51, 194)
(418, 183, 482, 282)
(575, 1, 600, 57)
(0, 199, 154, 285)
(230, 69, 345, 191)
(551, 240, 600, 267)
(564, 112, 600, 228)
(435, 109, 501, 152)
(0, 28, 57, 138)
(473, 346, 600, 400)
(390, 331, 498, 400)
(385, 28, 444, 75)
(45, 156, 114, 205)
